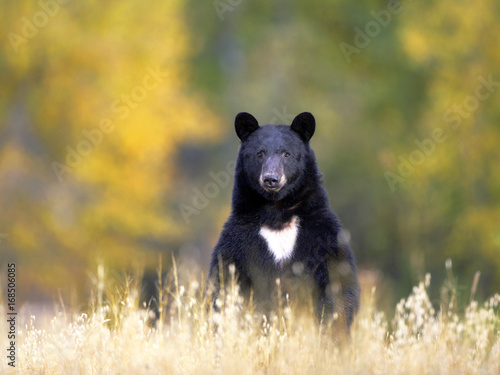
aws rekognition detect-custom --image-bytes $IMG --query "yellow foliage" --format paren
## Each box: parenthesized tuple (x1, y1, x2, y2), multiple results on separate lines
(0, 0, 221, 298)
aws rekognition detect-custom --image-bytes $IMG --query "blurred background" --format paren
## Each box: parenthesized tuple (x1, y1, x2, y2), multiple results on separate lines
(1, 0, 499, 313)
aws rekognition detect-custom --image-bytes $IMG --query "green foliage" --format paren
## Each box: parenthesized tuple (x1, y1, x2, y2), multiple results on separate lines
(186, 0, 500, 302)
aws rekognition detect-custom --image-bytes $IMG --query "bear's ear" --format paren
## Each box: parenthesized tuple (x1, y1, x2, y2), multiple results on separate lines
(235, 112, 259, 141)
(291, 112, 315, 142)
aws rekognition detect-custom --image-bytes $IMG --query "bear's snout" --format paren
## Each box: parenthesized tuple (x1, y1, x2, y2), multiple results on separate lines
(262, 173, 280, 189)
(260, 155, 286, 192)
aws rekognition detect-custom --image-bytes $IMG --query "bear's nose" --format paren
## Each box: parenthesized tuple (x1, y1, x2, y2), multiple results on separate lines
(263, 174, 280, 188)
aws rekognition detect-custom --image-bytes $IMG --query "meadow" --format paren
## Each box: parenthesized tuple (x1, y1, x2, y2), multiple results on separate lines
(2, 261, 499, 375)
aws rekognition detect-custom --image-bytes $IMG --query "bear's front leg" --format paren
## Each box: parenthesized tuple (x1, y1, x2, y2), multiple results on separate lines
(207, 252, 224, 311)
(326, 251, 360, 332)
(312, 261, 335, 324)
(313, 258, 360, 333)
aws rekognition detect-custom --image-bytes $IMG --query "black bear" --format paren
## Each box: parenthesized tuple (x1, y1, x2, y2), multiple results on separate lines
(208, 112, 360, 331)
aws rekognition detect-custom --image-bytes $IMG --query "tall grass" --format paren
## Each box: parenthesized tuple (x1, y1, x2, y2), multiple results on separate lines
(2, 262, 499, 375)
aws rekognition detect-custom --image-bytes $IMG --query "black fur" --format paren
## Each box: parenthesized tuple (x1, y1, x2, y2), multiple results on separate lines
(208, 112, 360, 330)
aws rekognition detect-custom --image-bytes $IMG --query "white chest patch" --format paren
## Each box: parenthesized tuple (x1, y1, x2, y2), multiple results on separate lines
(259, 216, 299, 264)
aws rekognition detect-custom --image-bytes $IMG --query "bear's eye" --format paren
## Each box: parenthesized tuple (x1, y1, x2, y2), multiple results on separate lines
(257, 151, 265, 158)
(284, 152, 291, 158)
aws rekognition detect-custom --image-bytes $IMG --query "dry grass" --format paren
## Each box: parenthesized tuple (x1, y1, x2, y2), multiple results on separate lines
(2, 263, 499, 375)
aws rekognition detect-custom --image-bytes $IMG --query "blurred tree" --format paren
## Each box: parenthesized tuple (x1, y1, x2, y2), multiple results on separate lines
(0, 0, 221, 300)
(393, 0, 500, 301)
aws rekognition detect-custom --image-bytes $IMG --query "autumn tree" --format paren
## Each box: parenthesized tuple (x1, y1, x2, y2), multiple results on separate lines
(0, 0, 220, 299)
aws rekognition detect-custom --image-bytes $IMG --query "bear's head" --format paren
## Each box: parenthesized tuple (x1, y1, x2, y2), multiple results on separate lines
(235, 112, 317, 202)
